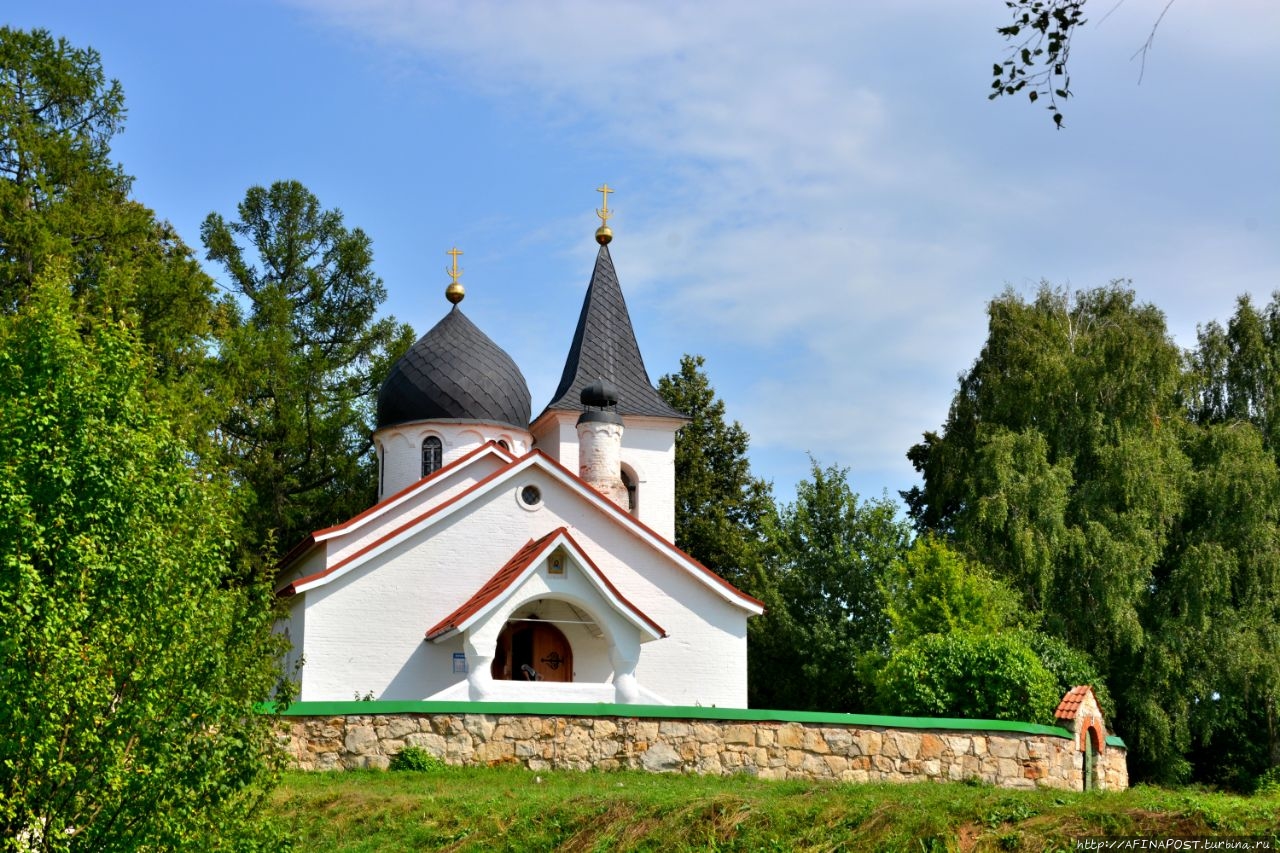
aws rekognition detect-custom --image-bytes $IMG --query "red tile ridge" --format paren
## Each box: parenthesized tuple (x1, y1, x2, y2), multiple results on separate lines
(1054, 685, 1095, 721)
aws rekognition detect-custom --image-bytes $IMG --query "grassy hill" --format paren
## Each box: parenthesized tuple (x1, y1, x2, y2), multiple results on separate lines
(270, 767, 1280, 852)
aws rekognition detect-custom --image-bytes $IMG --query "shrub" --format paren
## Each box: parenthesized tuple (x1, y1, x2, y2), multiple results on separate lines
(881, 536, 1022, 646)
(874, 631, 1059, 723)
(1252, 765, 1280, 796)
(390, 746, 446, 772)
(1020, 630, 1113, 719)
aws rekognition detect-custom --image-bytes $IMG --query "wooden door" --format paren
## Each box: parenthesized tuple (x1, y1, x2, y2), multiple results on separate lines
(529, 623, 572, 682)
(491, 621, 573, 682)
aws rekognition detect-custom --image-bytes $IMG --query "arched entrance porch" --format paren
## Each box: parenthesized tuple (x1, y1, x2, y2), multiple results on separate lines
(491, 618, 574, 682)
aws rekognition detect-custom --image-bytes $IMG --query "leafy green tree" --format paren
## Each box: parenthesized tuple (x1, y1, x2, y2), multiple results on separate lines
(1130, 421, 1280, 784)
(202, 180, 414, 558)
(1188, 293, 1280, 452)
(908, 281, 1280, 785)
(750, 460, 910, 712)
(906, 284, 1187, 664)
(657, 354, 774, 588)
(880, 535, 1022, 646)
(874, 632, 1060, 724)
(0, 269, 288, 850)
(0, 26, 127, 302)
(874, 537, 1106, 725)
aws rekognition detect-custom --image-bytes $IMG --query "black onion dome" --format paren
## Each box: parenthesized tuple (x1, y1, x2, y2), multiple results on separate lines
(377, 306, 532, 430)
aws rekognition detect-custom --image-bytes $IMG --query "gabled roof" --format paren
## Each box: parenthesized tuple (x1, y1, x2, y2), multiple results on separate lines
(276, 447, 764, 615)
(424, 527, 666, 642)
(539, 245, 686, 421)
(1054, 685, 1097, 721)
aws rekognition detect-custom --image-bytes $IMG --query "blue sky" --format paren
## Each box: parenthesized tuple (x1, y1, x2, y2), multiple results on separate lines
(7, 1, 1278, 505)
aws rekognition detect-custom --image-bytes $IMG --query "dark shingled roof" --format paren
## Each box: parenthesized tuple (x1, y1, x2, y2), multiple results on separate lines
(541, 245, 686, 420)
(377, 306, 532, 430)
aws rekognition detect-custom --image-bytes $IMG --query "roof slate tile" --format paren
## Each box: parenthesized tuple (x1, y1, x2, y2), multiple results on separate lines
(541, 246, 686, 420)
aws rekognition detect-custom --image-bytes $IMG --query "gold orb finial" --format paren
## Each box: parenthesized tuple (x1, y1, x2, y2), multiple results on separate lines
(595, 184, 614, 244)
(445, 246, 465, 304)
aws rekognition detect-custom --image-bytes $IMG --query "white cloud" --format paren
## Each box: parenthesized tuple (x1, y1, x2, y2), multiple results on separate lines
(289, 0, 1280, 498)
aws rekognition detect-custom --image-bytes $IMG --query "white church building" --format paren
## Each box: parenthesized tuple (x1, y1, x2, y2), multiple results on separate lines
(275, 199, 763, 708)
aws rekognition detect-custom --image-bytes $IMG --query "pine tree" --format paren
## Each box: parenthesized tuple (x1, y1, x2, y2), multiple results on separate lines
(657, 354, 773, 588)
(202, 180, 415, 558)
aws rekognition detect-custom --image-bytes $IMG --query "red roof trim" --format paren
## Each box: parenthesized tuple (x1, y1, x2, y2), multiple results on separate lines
(424, 530, 560, 639)
(277, 453, 527, 596)
(525, 449, 765, 611)
(278, 446, 762, 614)
(424, 527, 667, 640)
(275, 440, 515, 575)
(564, 531, 668, 639)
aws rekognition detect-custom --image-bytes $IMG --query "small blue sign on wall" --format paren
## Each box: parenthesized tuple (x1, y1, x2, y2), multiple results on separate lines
(452, 652, 468, 674)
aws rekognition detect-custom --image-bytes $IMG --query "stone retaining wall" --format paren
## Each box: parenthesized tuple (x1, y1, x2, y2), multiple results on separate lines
(283, 711, 1128, 791)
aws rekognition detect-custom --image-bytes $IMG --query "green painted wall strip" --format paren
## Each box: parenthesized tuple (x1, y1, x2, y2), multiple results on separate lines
(260, 700, 1103, 741)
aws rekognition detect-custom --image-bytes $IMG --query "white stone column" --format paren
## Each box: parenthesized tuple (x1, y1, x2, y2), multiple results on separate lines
(609, 640, 641, 704)
(464, 633, 495, 701)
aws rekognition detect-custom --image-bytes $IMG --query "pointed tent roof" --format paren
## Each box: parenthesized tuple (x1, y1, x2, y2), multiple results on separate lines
(540, 245, 686, 421)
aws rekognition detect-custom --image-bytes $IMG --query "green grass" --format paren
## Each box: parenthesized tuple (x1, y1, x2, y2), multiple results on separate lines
(269, 767, 1280, 852)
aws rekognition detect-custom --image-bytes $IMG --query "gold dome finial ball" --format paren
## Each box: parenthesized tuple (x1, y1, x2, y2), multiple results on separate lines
(445, 281, 466, 304)
(595, 224, 613, 245)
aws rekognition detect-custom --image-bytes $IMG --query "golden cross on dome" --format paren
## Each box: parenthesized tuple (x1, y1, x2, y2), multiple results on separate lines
(446, 246, 463, 283)
(444, 246, 466, 304)
(595, 183, 614, 225)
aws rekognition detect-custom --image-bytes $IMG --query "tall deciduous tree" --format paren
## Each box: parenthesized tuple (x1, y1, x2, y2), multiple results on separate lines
(1188, 293, 1280, 452)
(908, 282, 1280, 785)
(750, 460, 910, 712)
(0, 269, 287, 850)
(906, 284, 1187, 663)
(657, 354, 774, 588)
(202, 181, 414, 559)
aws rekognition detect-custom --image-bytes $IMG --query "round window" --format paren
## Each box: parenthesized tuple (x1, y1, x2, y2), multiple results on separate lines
(520, 485, 542, 507)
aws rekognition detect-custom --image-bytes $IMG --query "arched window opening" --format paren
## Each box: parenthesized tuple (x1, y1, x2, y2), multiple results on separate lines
(620, 465, 638, 514)
(498, 439, 510, 451)
(421, 435, 443, 478)
(377, 443, 385, 496)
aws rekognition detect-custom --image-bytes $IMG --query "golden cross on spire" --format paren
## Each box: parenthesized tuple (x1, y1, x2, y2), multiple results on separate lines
(445, 246, 465, 304)
(595, 183, 614, 225)
(446, 246, 463, 283)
